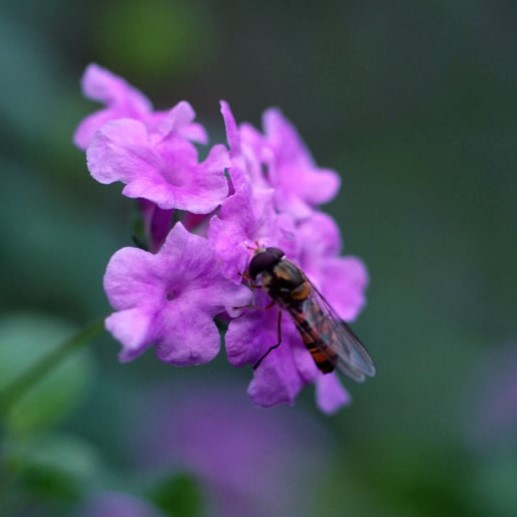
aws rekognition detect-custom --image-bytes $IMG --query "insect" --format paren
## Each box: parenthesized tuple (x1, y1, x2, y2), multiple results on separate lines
(248, 247, 375, 382)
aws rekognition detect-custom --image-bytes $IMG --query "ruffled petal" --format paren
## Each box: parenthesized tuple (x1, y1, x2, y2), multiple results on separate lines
(298, 211, 342, 261)
(156, 101, 208, 144)
(170, 143, 228, 213)
(105, 308, 156, 362)
(121, 177, 178, 208)
(74, 111, 118, 150)
(262, 108, 312, 165)
(225, 308, 274, 367)
(315, 373, 351, 414)
(80, 63, 151, 109)
(248, 340, 303, 407)
(220, 100, 241, 155)
(155, 303, 221, 366)
(300, 167, 341, 206)
(159, 223, 219, 282)
(103, 247, 163, 310)
(261, 108, 340, 217)
(87, 119, 156, 185)
(321, 256, 369, 322)
(208, 215, 250, 284)
(87, 119, 228, 212)
(74, 64, 153, 150)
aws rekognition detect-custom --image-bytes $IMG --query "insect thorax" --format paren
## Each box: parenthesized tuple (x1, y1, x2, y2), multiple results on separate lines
(261, 260, 309, 306)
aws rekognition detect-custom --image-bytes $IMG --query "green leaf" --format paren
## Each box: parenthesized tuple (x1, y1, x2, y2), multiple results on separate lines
(149, 472, 204, 517)
(4, 433, 104, 502)
(0, 313, 96, 436)
(96, 0, 217, 81)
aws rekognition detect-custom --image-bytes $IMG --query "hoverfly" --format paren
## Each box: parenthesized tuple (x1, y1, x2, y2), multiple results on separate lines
(248, 247, 375, 382)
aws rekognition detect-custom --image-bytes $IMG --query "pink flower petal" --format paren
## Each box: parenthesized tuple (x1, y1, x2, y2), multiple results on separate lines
(315, 373, 351, 414)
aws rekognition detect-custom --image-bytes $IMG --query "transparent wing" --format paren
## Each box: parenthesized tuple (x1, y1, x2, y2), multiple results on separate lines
(291, 280, 376, 383)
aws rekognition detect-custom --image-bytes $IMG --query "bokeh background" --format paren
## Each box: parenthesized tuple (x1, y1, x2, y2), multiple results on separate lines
(1, 1, 517, 515)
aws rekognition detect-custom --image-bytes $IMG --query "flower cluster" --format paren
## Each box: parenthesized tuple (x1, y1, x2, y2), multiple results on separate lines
(75, 64, 369, 414)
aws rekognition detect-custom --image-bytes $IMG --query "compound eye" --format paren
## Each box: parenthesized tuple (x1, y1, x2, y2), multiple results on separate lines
(249, 249, 284, 280)
(264, 247, 285, 261)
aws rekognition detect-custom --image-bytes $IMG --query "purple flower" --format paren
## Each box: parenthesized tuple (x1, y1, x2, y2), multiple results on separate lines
(208, 183, 297, 284)
(315, 372, 352, 414)
(263, 109, 341, 218)
(219, 100, 268, 192)
(223, 213, 365, 413)
(220, 101, 340, 219)
(76, 492, 163, 517)
(138, 199, 173, 253)
(75, 67, 373, 413)
(104, 222, 251, 364)
(132, 382, 332, 517)
(213, 105, 368, 412)
(466, 344, 517, 452)
(226, 298, 353, 414)
(74, 64, 207, 150)
(209, 102, 301, 285)
(296, 212, 369, 321)
(86, 107, 230, 213)
(244, 106, 341, 219)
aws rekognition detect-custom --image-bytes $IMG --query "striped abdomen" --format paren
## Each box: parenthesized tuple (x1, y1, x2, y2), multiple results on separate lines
(289, 300, 338, 374)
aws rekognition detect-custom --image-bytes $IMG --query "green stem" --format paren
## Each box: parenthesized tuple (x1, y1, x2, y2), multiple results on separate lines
(0, 318, 105, 418)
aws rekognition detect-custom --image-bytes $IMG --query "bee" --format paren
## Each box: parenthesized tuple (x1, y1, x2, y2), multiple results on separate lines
(248, 247, 375, 382)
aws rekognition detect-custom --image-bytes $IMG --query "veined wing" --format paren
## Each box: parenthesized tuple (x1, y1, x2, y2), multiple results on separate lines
(289, 280, 376, 383)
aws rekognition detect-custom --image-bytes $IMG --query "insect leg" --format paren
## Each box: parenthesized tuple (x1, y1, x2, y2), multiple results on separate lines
(239, 271, 262, 290)
(232, 272, 261, 312)
(253, 309, 283, 370)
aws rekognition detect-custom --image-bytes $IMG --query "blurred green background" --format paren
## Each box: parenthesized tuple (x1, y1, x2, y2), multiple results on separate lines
(1, 1, 517, 515)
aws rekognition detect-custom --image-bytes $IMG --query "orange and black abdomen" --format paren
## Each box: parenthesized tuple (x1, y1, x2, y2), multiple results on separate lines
(290, 300, 337, 374)
(252, 250, 375, 381)
(261, 256, 338, 373)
